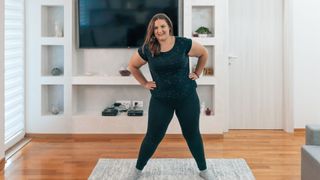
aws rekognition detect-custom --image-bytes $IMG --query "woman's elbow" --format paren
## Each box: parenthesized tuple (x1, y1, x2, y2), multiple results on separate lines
(128, 63, 139, 72)
(127, 64, 135, 72)
(200, 47, 208, 59)
(203, 47, 209, 57)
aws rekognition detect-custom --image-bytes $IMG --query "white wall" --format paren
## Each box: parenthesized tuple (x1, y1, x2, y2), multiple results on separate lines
(292, 0, 320, 128)
(0, 0, 6, 160)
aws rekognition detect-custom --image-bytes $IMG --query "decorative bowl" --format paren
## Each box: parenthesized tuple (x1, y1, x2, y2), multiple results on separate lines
(119, 70, 131, 76)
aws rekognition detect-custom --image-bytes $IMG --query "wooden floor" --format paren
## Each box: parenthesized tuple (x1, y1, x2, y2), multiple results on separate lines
(1, 130, 305, 180)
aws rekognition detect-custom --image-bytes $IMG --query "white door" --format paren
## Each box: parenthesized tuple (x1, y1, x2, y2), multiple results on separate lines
(229, 0, 283, 129)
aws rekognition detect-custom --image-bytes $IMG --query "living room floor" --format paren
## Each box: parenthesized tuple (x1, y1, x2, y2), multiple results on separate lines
(1, 130, 305, 180)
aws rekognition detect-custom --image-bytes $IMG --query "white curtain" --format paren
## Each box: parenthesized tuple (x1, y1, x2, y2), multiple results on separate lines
(4, 0, 25, 150)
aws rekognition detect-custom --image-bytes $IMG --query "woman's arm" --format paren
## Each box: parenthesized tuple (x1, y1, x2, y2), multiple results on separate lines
(128, 52, 157, 90)
(188, 41, 208, 79)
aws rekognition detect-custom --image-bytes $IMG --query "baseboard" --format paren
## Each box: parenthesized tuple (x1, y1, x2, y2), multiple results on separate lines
(294, 128, 305, 134)
(0, 158, 5, 170)
(26, 133, 223, 141)
(294, 128, 305, 132)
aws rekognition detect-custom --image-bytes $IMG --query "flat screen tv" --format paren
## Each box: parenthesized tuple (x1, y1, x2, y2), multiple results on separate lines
(78, 0, 179, 48)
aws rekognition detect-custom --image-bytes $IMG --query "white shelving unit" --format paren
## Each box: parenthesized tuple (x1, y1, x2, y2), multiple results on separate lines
(27, 0, 72, 133)
(27, 0, 228, 134)
(184, 0, 229, 133)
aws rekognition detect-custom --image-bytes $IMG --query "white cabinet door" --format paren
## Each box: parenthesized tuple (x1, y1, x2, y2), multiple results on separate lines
(229, 0, 283, 129)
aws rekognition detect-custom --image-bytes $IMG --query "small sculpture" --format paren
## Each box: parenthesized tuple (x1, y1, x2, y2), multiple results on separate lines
(51, 104, 60, 115)
(51, 67, 62, 76)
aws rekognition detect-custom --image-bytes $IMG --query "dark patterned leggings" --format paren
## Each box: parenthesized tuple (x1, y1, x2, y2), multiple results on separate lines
(135, 91, 207, 171)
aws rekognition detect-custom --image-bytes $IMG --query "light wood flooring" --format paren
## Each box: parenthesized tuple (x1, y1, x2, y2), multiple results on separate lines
(1, 130, 305, 180)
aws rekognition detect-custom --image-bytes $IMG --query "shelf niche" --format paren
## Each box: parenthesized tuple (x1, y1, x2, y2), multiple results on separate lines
(72, 85, 150, 116)
(197, 85, 215, 116)
(71, 85, 214, 117)
(41, 5, 64, 37)
(192, 6, 215, 37)
(190, 45, 215, 77)
(42, 85, 64, 116)
(41, 45, 64, 76)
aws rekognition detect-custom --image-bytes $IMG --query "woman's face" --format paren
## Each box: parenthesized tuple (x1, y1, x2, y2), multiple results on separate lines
(153, 19, 171, 41)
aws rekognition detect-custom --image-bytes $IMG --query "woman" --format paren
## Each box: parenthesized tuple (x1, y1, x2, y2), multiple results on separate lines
(128, 13, 213, 180)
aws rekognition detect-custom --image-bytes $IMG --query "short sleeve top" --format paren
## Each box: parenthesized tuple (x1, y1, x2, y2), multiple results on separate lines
(138, 37, 197, 98)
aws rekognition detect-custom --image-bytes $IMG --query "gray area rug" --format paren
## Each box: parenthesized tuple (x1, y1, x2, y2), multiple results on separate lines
(88, 158, 255, 180)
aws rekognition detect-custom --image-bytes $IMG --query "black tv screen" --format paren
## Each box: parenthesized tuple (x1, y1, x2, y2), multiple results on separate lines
(78, 0, 179, 48)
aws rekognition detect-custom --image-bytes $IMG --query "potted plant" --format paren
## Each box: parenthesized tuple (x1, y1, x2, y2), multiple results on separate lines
(195, 26, 212, 37)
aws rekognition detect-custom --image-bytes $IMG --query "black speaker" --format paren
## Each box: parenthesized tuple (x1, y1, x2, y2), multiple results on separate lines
(102, 107, 118, 116)
(127, 109, 143, 116)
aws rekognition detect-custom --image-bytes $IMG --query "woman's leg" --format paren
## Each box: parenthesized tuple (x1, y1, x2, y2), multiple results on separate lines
(175, 92, 207, 170)
(135, 97, 174, 170)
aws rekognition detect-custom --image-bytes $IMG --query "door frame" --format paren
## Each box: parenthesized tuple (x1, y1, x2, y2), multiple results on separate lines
(283, 0, 294, 132)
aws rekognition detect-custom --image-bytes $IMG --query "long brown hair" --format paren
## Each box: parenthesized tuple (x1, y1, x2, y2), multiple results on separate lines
(143, 13, 174, 56)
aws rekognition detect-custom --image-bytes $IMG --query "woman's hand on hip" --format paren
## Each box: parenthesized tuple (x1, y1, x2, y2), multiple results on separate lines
(143, 81, 157, 90)
(189, 72, 199, 80)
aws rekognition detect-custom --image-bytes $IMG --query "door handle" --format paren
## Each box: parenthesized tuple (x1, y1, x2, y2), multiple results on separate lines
(228, 55, 238, 65)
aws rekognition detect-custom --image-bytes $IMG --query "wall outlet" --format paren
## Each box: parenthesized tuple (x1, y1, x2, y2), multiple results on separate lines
(132, 100, 143, 108)
(115, 100, 131, 109)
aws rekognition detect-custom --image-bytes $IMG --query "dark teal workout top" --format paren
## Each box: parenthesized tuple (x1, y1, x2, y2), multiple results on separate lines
(138, 37, 197, 98)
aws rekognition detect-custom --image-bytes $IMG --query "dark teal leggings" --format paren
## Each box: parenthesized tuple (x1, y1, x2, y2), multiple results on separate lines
(136, 90, 207, 171)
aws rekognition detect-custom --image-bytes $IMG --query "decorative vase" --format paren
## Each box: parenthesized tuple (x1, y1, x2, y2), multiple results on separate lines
(205, 108, 211, 116)
(54, 21, 63, 37)
(51, 104, 60, 115)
